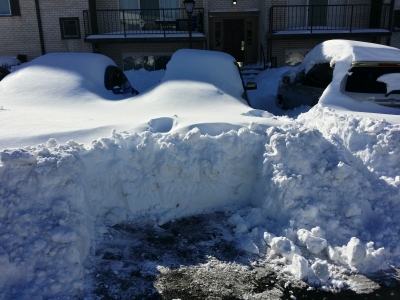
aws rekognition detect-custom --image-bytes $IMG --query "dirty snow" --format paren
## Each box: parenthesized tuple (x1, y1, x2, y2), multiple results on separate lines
(0, 42, 400, 299)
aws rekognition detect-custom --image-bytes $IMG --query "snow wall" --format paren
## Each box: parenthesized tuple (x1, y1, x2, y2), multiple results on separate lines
(0, 105, 399, 298)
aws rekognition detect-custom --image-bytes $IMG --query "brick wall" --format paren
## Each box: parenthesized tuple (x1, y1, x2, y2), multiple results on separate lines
(391, 0, 400, 49)
(267, 0, 400, 67)
(0, 0, 92, 62)
(0, 1, 42, 60)
(38, 0, 91, 53)
(2, 0, 400, 66)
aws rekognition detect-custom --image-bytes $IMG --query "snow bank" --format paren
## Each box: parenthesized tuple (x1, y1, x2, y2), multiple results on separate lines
(0, 127, 266, 299)
(228, 105, 400, 289)
(1, 44, 400, 298)
(2, 105, 400, 298)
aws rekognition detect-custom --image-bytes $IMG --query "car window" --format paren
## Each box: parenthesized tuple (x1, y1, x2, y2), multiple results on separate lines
(345, 66, 400, 94)
(104, 65, 132, 91)
(301, 63, 333, 89)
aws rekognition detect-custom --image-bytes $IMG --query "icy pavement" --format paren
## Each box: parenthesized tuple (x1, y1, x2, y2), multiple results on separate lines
(86, 212, 400, 299)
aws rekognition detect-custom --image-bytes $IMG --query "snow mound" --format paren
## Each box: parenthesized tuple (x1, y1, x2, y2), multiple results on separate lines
(1, 106, 400, 297)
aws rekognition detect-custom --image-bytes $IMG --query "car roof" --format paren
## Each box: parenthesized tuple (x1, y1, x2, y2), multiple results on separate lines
(297, 40, 400, 75)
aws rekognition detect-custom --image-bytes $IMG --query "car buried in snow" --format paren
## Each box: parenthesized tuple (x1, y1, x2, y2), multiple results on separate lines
(277, 40, 400, 110)
(0, 52, 138, 96)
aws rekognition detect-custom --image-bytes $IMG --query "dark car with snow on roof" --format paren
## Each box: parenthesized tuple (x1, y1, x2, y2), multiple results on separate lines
(0, 67, 10, 81)
(277, 40, 400, 110)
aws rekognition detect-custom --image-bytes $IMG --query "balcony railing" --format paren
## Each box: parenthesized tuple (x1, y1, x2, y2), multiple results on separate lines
(83, 8, 204, 38)
(269, 4, 392, 35)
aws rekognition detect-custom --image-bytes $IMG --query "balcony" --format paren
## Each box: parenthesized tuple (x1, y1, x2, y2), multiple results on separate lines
(83, 8, 205, 43)
(268, 4, 393, 39)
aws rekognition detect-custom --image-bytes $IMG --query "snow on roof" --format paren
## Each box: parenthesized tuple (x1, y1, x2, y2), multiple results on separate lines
(299, 39, 400, 74)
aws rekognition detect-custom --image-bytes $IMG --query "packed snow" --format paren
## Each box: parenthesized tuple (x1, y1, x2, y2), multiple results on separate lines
(0, 42, 400, 299)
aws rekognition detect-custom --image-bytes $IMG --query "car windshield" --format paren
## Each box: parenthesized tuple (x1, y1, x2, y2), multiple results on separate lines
(345, 65, 400, 94)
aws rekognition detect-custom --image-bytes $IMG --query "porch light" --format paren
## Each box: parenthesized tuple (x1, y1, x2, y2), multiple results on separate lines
(233, 1, 237, 4)
(183, 0, 196, 49)
(183, 0, 195, 15)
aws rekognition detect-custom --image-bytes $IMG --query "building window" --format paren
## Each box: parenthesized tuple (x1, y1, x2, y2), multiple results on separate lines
(123, 54, 172, 71)
(394, 10, 400, 32)
(59, 17, 81, 39)
(0, 0, 20, 16)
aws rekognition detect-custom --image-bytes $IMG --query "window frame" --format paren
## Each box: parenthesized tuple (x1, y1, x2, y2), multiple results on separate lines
(0, 0, 20, 16)
(393, 10, 400, 32)
(59, 17, 81, 40)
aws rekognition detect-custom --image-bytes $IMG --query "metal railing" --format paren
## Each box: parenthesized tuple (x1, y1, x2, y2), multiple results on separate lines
(83, 8, 204, 37)
(269, 4, 392, 35)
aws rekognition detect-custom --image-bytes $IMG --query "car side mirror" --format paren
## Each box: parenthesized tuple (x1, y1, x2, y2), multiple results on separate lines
(112, 86, 123, 94)
(282, 76, 291, 84)
(245, 82, 257, 90)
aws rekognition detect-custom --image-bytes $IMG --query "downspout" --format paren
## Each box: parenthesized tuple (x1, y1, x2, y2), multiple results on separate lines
(387, 0, 395, 46)
(34, 0, 46, 55)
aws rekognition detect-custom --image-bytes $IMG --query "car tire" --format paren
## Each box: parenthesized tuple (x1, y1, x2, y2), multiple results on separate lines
(277, 95, 284, 109)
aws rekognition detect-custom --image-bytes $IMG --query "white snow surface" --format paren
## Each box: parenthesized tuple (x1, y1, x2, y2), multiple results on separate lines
(0, 43, 400, 299)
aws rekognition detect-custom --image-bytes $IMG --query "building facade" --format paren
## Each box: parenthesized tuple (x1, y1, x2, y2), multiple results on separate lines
(1, 0, 399, 69)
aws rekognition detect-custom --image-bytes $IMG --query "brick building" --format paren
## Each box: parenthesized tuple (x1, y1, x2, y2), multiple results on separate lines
(1, 0, 399, 69)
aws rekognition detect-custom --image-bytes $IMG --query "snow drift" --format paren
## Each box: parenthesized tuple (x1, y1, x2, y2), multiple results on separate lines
(1, 43, 400, 299)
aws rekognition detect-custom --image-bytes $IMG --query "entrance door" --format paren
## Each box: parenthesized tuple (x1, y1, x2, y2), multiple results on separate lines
(370, 0, 383, 28)
(223, 19, 244, 63)
(308, 0, 328, 26)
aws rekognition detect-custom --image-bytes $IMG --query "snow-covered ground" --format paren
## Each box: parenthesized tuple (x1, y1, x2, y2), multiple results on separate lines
(0, 41, 400, 299)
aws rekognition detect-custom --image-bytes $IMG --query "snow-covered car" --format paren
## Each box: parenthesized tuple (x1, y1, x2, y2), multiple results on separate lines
(0, 52, 137, 95)
(277, 40, 400, 110)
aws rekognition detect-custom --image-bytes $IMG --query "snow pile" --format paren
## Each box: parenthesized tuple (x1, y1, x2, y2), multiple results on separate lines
(227, 105, 400, 288)
(1, 102, 400, 299)
(0, 143, 93, 299)
(1, 42, 400, 298)
(0, 127, 267, 298)
(0, 50, 287, 149)
(125, 68, 165, 94)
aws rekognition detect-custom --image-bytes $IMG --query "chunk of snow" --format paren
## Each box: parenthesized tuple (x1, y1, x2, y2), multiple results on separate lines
(270, 237, 301, 261)
(297, 229, 328, 254)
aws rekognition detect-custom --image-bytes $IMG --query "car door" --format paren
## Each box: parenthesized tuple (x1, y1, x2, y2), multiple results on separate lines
(279, 63, 333, 109)
(280, 84, 322, 110)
